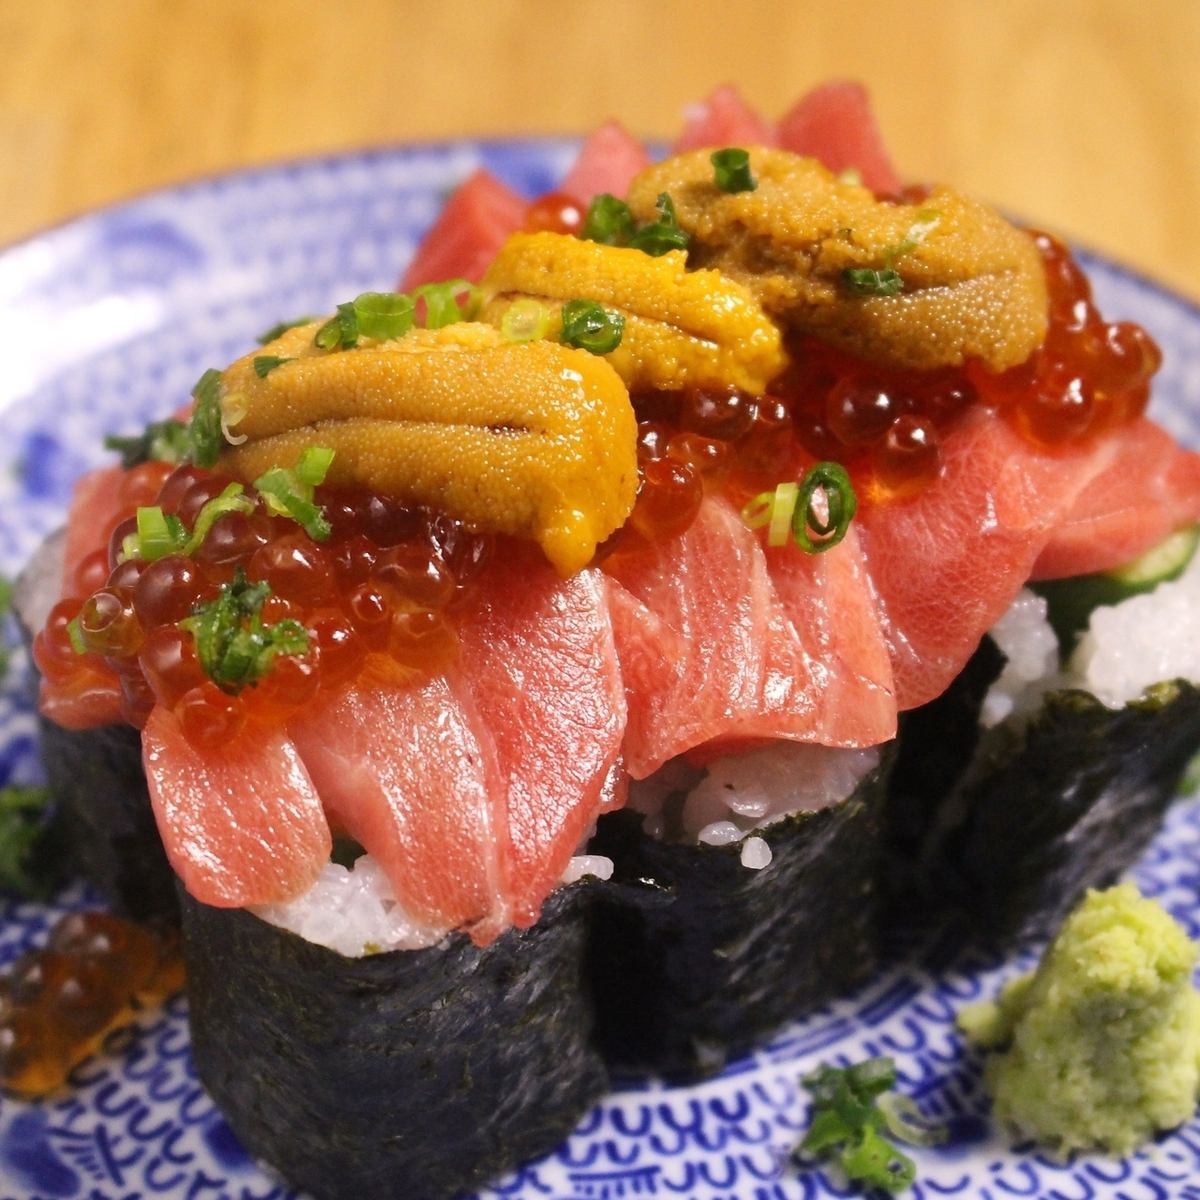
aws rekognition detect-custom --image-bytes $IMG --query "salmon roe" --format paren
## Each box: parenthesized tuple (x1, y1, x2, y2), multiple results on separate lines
(54, 462, 495, 743)
(0, 911, 183, 1098)
(43, 237, 1159, 735)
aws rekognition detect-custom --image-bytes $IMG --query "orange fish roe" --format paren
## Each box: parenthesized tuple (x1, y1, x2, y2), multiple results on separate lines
(0, 911, 183, 1098)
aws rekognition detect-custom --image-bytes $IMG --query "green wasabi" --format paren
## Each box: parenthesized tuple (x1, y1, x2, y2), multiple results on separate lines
(959, 883, 1200, 1154)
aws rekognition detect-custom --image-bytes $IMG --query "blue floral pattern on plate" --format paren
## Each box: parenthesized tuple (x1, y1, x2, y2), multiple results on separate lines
(0, 139, 1197, 1200)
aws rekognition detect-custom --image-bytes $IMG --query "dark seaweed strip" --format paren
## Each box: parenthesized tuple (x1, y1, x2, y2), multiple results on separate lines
(37, 717, 177, 921)
(181, 885, 606, 1200)
(588, 759, 890, 1082)
(920, 679, 1200, 943)
(883, 637, 1004, 896)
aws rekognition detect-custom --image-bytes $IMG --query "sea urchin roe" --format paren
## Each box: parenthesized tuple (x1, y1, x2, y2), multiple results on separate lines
(0, 911, 183, 1098)
(627, 147, 1049, 373)
(219, 323, 637, 576)
(479, 231, 787, 395)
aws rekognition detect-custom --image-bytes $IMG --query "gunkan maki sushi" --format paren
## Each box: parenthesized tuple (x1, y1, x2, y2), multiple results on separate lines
(22, 80, 1200, 1199)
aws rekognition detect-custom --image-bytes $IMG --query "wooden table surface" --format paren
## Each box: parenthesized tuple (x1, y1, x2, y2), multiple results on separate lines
(2, 0, 1198, 301)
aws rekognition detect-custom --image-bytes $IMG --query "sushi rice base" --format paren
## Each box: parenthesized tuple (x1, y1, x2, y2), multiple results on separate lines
(985, 547, 1200, 724)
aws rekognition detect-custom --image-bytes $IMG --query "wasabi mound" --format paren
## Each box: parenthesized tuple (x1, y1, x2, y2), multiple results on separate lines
(959, 883, 1200, 1154)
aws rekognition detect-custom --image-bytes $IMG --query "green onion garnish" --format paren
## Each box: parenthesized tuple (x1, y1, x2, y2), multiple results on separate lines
(412, 279, 479, 328)
(65, 616, 87, 656)
(794, 462, 857, 553)
(189, 368, 225, 468)
(352, 292, 416, 340)
(837, 167, 864, 187)
(580, 193, 636, 245)
(794, 1056, 940, 1194)
(628, 192, 690, 257)
(559, 299, 625, 355)
(499, 298, 552, 343)
(842, 267, 904, 297)
(314, 301, 361, 351)
(0, 786, 56, 897)
(711, 147, 757, 193)
(252, 355, 294, 379)
(253, 446, 335, 541)
(257, 316, 316, 345)
(742, 462, 858, 554)
(179, 568, 310, 694)
(135, 506, 189, 562)
(104, 418, 191, 470)
(182, 484, 255, 556)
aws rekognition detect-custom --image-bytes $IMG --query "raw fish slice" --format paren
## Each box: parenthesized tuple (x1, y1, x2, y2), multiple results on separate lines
(673, 84, 777, 152)
(288, 676, 501, 935)
(456, 553, 626, 932)
(856, 410, 1124, 709)
(1030, 419, 1200, 580)
(400, 168, 527, 289)
(61, 465, 125, 595)
(143, 707, 331, 908)
(607, 494, 851, 777)
(777, 80, 900, 194)
(765, 525, 895, 746)
(560, 120, 651, 201)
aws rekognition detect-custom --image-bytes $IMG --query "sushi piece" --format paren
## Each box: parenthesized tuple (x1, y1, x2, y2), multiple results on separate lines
(590, 742, 889, 1080)
(22, 80, 1200, 1198)
(895, 530, 1200, 941)
(182, 880, 605, 1200)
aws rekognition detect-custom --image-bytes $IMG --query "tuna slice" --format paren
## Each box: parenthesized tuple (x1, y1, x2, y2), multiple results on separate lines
(560, 120, 651, 202)
(1030, 419, 1200, 580)
(400, 168, 527, 289)
(777, 80, 900, 194)
(673, 84, 778, 153)
(288, 553, 625, 945)
(854, 412, 1200, 709)
(142, 707, 331, 908)
(605, 494, 895, 778)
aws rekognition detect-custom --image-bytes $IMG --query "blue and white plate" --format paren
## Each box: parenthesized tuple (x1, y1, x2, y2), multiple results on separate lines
(0, 140, 1197, 1200)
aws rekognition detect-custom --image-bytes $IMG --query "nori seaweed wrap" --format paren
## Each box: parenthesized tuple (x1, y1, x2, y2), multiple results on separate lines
(588, 755, 890, 1081)
(14, 531, 177, 921)
(917, 676, 1200, 942)
(181, 882, 606, 1200)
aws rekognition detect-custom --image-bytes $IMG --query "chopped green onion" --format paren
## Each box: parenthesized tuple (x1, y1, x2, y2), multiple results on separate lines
(559, 299, 624, 355)
(104, 418, 191, 469)
(315, 302, 360, 350)
(351, 292, 416, 340)
(179, 568, 310, 694)
(767, 482, 799, 547)
(135, 506, 189, 562)
(843, 267, 904, 297)
(889, 209, 942, 260)
(711, 147, 757, 193)
(182, 484, 255, 556)
(253, 447, 336, 541)
(295, 446, 335, 488)
(189, 368, 225, 467)
(628, 192, 690, 257)
(580, 193, 636, 245)
(65, 616, 86, 656)
(411, 280, 478, 328)
(257, 316, 315, 344)
(252, 355, 294, 379)
(740, 492, 774, 530)
(742, 464, 858, 554)
(837, 167, 864, 187)
(794, 462, 857, 553)
(795, 1056, 921, 1194)
(0, 786, 55, 897)
(499, 298, 552, 343)
(877, 1093, 948, 1148)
